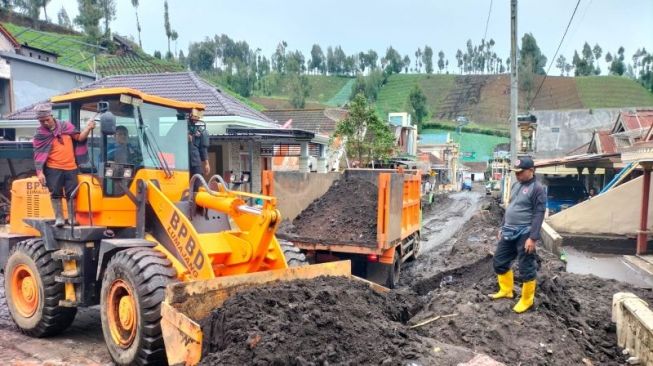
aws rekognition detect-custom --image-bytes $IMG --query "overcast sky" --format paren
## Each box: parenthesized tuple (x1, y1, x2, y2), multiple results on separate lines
(46, 0, 653, 74)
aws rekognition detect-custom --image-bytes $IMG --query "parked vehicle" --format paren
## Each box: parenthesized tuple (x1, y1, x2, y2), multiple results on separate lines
(545, 178, 588, 214)
(462, 178, 473, 191)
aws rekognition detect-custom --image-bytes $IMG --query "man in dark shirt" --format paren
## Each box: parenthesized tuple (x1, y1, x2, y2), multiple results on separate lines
(489, 156, 546, 313)
(188, 116, 210, 190)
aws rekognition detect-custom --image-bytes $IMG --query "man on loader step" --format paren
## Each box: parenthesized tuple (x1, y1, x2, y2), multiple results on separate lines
(32, 103, 95, 227)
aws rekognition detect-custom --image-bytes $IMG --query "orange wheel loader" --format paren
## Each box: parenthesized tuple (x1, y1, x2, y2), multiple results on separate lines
(0, 88, 361, 365)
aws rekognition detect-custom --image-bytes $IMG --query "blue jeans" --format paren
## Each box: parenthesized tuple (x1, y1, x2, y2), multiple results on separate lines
(493, 233, 538, 282)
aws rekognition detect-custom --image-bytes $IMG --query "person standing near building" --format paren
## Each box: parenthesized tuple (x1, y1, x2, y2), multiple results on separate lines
(489, 156, 546, 313)
(33, 104, 95, 227)
(188, 115, 210, 189)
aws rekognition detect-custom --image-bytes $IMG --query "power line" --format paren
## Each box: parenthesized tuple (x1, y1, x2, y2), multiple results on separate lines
(482, 0, 493, 42)
(528, 0, 582, 110)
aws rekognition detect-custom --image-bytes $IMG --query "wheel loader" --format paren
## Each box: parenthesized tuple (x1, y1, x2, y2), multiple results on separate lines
(0, 88, 360, 365)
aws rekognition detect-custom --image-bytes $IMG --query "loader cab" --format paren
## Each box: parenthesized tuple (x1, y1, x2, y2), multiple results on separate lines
(48, 88, 206, 227)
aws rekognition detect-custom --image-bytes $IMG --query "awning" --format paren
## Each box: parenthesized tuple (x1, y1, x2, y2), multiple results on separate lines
(535, 153, 622, 169)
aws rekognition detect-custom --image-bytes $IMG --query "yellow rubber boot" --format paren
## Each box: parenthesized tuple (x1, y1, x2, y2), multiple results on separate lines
(513, 280, 536, 313)
(489, 270, 514, 299)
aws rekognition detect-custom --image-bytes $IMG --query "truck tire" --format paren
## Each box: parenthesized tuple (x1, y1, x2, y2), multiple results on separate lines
(4, 238, 76, 337)
(387, 250, 401, 289)
(279, 240, 308, 267)
(100, 247, 176, 366)
(408, 232, 421, 261)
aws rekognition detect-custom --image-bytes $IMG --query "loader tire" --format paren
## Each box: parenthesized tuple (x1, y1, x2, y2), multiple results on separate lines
(100, 247, 176, 366)
(4, 238, 76, 337)
(279, 240, 308, 267)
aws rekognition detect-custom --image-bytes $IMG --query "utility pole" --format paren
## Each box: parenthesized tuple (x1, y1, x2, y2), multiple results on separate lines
(510, 0, 519, 164)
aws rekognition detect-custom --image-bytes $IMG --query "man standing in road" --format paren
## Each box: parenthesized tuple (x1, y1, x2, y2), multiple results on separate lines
(33, 104, 95, 227)
(489, 156, 546, 313)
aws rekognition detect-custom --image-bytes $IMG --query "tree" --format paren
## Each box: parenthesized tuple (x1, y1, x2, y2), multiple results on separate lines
(334, 46, 346, 75)
(98, 0, 116, 38)
(289, 74, 311, 108)
(605, 52, 613, 64)
(408, 85, 428, 129)
(309, 44, 324, 74)
(593, 43, 602, 74)
(609, 47, 626, 75)
(519, 33, 547, 75)
(334, 93, 394, 166)
(171, 30, 178, 58)
(57, 7, 72, 29)
(456, 49, 463, 74)
(384, 46, 403, 75)
(41, 0, 49, 21)
(272, 41, 287, 73)
(423, 46, 434, 74)
(188, 40, 215, 71)
(131, 0, 142, 48)
(555, 55, 567, 76)
(286, 50, 305, 74)
(75, 0, 103, 43)
(326, 46, 335, 74)
(14, 0, 40, 26)
(402, 55, 410, 73)
(164, 0, 172, 55)
(414, 48, 422, 73)
(437, 50, 445, 73)
(153, 50, 162, 59)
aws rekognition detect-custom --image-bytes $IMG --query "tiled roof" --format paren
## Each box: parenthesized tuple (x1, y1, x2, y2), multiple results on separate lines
(262, 108, 347, 136)
(4, 72, 273, 123)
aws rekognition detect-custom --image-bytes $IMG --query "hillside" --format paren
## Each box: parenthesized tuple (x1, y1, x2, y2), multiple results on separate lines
(252, 74, 353, 108)
(2, 22, 182, 76)
(249, 73, 653, 132)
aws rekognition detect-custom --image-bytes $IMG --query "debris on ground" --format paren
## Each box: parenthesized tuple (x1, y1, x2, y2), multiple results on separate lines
(198, 276, 469, 365)
(279, 178, 378, 244)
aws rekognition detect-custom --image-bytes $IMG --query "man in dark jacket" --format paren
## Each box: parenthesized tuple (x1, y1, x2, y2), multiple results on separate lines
(188, 116, 210, 189)
(489, 156, 546, 313)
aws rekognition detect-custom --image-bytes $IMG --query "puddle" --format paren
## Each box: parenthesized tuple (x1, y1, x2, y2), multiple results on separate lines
(564, 247, 653, 288)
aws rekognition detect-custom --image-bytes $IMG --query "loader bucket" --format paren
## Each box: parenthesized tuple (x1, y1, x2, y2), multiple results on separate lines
(160, 260, 386, 365)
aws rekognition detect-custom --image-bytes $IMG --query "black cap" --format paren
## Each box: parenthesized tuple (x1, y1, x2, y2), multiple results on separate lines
(513, 156, 534, 172)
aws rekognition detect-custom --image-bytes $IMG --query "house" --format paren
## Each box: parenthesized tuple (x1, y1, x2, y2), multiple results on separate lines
(0, 72, 329, 195)
(462, 162, 487, 182)
(417, 132, 460, 190)
(263, 108, 347, 171)
(0, 23, 95, 115)
(610, 109, 653, 148)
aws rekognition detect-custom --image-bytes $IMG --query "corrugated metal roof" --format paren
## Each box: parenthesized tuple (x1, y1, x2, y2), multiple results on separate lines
(3, 72, 273, 124)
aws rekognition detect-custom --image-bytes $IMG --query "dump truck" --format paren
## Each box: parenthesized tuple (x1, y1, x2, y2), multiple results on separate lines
(268, 169, 422, 288)
(0, 88, 355, 365)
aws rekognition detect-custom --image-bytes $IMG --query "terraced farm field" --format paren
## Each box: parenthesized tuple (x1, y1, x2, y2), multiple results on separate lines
(576, 76, 653, 108)
(254, 75, 352, 104)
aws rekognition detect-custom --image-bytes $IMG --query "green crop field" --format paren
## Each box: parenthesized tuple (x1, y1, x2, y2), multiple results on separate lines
(421, 128, 508, 162)
(576, 76, 653, 109)
(375, 74, 422, 119)
(3, 22, 182, 76)
(254, 74, 351, 104)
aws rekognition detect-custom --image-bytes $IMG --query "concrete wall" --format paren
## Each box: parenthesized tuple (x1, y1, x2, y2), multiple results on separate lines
(7, 56, 94, 110)
(270, 171, 340, 222)
(548, 175, 653, 235)
(612, 292, 653, 365)
(533, 108, 625, 159)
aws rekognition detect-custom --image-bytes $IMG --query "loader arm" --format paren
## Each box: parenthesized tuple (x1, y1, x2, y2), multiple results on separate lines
(145, 180, 287, 281)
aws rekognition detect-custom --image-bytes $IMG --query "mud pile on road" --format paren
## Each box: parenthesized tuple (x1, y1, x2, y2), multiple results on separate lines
(279, 178, 378, 244)
(407, 198, 653, 366)
(198, 276, 453, 365)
